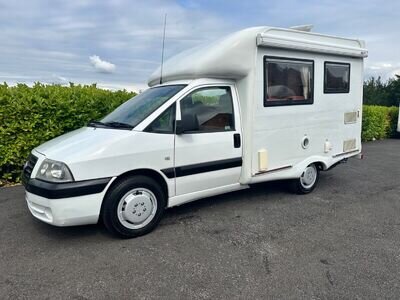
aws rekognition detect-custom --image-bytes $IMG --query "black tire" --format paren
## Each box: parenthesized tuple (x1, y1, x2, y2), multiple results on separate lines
(101, 176, 166, 238)
(291, 163, 319, 194)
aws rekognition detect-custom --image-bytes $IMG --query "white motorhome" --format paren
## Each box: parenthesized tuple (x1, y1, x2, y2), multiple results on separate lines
(398, 103, 400, 132)
(23, 26, 367, 238)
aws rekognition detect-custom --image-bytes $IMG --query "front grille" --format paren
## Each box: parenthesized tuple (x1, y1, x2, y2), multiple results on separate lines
(23, 154, 38, 182)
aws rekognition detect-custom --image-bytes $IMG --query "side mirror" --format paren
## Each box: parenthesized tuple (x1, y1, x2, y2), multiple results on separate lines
(175, 114, 199, 134)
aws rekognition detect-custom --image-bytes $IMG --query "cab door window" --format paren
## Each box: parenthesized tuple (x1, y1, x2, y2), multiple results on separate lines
(180, 87, 234, 133)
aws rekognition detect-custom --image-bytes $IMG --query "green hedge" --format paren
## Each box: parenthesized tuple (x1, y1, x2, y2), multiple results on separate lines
(362, 105, 399, 141)
(0, 83, 134, 183)
(0, 83, 399, 184)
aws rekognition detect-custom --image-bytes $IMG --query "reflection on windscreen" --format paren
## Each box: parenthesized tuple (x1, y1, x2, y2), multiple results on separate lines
(101, 85, 186, 128)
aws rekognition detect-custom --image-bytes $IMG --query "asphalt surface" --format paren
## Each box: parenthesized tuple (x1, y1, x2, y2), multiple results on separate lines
(0, 139, 399, 299)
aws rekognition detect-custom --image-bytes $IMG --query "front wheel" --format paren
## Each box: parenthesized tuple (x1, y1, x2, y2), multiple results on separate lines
(291, 163, 319, 194)
(102, 176, 166, 238)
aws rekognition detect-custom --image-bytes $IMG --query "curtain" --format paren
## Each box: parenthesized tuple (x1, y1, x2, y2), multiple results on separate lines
(300, 66, 310, 99)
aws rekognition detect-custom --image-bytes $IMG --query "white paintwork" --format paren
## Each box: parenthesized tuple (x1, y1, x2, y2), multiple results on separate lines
(148, 26, 367, 86)
(25, 25, 367, 227)
(398, 103, 400, 132)
(25, 178, 116, 226)
(34, 128, 176, 196)
(174, 82, 242, 195)
(256, 28, 367, 58)
(248, 47, 364, 183)
(168, 183, 248, 207)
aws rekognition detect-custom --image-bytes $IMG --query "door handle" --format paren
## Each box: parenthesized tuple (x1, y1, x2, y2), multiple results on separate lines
(233, 133, 241, 148)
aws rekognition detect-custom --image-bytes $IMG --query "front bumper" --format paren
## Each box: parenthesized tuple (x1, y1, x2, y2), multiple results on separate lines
(24, 177, 113, 226)
(23, 177, 111, 199)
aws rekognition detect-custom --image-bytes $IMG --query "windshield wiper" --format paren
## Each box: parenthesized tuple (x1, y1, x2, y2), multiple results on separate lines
(103, 121, 134, 129)
(87, 120, 133, 130)
(88, 120, 108, 128)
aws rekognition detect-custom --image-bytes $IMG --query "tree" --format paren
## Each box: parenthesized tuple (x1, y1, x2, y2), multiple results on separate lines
(363, 76, 400, 107)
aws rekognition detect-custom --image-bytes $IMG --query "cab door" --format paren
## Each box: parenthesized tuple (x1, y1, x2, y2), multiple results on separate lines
(173, 85, 242, 196)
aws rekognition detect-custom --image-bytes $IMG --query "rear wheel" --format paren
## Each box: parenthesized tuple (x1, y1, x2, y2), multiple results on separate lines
(102, 176, 166, 238)
(292, 163, 319, 194)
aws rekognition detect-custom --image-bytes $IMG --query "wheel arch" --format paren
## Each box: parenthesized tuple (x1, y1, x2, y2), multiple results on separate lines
(102, 168, 170, 211)
(296, 158, 329, 177)
(314, 161, 327, 171)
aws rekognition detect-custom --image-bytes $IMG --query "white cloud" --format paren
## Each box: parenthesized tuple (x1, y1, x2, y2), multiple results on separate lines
(389, 69, 400, 79)
(1, 0, 400, 87)
(89, 55, 116, 73)
(365, 62, 400, 81)
(96, 82, 147, 93)
(48, 74, 69, 85)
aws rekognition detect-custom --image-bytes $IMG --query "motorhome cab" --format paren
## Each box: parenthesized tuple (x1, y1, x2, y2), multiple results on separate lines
(23, 26, 367, 238)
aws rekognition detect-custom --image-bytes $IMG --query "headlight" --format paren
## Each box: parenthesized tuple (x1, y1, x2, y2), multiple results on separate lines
(36, 159, 74, 183)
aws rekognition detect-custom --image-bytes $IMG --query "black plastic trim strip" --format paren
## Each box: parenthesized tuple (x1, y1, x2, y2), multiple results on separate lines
(23, 177, 111, 199)
(161, 157, 242, 179)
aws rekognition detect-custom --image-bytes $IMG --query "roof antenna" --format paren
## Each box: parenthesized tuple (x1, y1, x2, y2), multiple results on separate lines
(160, 14, 167, 85)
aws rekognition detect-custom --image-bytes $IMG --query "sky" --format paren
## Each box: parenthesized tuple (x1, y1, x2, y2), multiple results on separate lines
(0, 0, 399, 91)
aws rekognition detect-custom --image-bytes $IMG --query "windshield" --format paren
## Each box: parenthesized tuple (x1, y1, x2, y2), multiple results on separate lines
(100, 85, 186, 128)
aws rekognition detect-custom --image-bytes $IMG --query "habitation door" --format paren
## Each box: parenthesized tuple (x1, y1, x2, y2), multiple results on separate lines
(173, 85, 242, 196)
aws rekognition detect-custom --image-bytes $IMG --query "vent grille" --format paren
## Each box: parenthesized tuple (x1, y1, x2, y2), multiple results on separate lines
(344, 111, 357, 124)
(23, 154, 38, 181)
(343, 139, 357, 152)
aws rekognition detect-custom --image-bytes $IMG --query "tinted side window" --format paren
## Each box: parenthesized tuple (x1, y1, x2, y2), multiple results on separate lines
(145, 104, 175, 134)
(324, 62, 350, 93)
(180, 87, 234, 133)
(264, 57, 314, 106)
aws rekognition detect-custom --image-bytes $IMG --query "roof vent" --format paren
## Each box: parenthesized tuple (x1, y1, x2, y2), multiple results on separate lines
(290, 24, 313, 32)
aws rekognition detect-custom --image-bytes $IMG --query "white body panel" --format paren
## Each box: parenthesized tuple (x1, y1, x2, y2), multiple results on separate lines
(25, 26, 367, 227)
(174, 83, 243, 195)
(398, 103, 400, 132)
(35, 129, 176, 196)
(26, 178, 116, 226)
(148, 27, 367, 86)
(249, 48, 363, 181)
(174, 136, 241, 195)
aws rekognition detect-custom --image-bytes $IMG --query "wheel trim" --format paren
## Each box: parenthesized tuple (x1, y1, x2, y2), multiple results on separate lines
(117, 188, 158, 230)
(300, 165, 317, 189)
